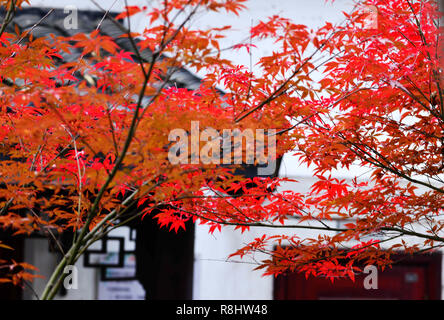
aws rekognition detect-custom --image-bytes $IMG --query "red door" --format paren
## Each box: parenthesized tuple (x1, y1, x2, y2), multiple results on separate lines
(274, 253, 441, 300)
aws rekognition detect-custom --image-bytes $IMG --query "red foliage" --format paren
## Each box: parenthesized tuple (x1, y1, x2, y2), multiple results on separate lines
(0, 0, 442, 290)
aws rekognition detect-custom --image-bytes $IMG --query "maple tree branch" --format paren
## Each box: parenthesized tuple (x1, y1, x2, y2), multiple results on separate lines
(406, 0, 444, 118)
(171, 198, 444, 245)
(15, 8, 54, 45)
(0, 0, 16, 38)
(0, 198, 13, 216)
(41, 19, 160, 302)
(254, 234, 403, 275)
(274, 87, 369, 136)
(154, 0, 204, 57)
(122, 0, 147, 78)
(234, 54, 315, 123)
(343, 138, 444, 194)
(105, 105, 120, 157)
(380, 225, 444, 243)
(234, 19, 344, 124)
(41, 76, 152, 299)
(28, 208, 65, 256)
(40, 0, 204, 293)
(169, 204, 347, 232)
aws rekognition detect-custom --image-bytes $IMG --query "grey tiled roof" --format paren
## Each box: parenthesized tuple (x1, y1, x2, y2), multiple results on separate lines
(1, 7, 203, 90)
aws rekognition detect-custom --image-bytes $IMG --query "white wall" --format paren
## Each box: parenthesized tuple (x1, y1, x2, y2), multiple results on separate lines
(23, 238, 98, 300)
(193, 177, 322, 299)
